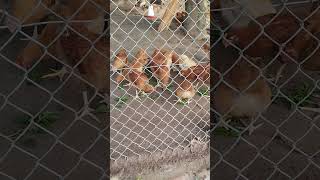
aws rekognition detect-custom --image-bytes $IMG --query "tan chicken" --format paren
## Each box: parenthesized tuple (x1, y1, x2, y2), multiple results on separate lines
(116, 49, 155, 97)
(150, 49, 173, 89)
(177, 55, 210, 86)
(175, 80, 196, 104)
(213, 59, 272, 135)
(112, 48, 129, 83)
(112, 48, 128, 72)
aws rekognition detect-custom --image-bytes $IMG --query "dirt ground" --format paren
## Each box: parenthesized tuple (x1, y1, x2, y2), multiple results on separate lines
(212, 1, 320, 179)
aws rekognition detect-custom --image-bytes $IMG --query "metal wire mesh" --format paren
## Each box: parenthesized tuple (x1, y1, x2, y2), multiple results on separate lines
(110, 0, 210, 165)
(0, 0, 210, 179)
(0, 0, 108, 179)
(212, 0, 320, 179)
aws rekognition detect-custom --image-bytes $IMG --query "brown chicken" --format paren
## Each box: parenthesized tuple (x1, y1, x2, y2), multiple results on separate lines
(150, 49, 174, 89)
(58, 28, 109, 92)
(11, 0, 108, 66)
(180, 63, 210, 86)
(213, 59, 272, 135)
(112, 48, 128, 71)
(12, 0, 109, 93)
(173, 11, 187, 27)
(224, 13, 300, 62)
(116, 49, 154, 96)
(283, 14, 320, 71)
(203, 43, 210, 54)
(129, 49, 149, 72)
(175, 80, 196, 104)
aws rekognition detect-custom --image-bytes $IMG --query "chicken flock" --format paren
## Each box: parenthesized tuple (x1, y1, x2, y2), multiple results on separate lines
(112, 48, 210, 104)
(8, 0, 109, 93)
(213, 2, 320, 135)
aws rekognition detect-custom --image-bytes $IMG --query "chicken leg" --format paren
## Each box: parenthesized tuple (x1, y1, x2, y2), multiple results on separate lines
(239, 118, 263, 135)
(41, 66, 68, 81)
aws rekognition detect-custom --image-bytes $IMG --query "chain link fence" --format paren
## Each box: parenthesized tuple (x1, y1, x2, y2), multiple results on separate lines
(0, 0, 210, 179)
(0, 0, 108, 179)
(110, 0, 210, 178)
(212, 0, 320, 179)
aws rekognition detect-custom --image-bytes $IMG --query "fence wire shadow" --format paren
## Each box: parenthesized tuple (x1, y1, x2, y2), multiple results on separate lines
(212, 0, 320, 180)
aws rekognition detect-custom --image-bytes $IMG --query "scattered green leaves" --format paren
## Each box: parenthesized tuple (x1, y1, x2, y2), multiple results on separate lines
(166, 83, 174, 93)
(95, 103, 108, 113)
(118, 82, 127, 91)
(115, 95, 130, 108)
(11, 111, 60, 143)
(197, 86, 209, 96)
(287, 82, 313, 108)
(212, 127, 239, 137)
(27, 70, 43, 85)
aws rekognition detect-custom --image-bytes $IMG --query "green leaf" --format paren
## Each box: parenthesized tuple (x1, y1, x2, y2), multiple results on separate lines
(197, 86, 209, 96)
(95, 104, 108, 113)
(212, 127, 239, 137)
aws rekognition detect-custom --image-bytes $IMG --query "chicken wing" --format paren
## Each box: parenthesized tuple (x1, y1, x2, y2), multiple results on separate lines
(150, 49, 173, 89)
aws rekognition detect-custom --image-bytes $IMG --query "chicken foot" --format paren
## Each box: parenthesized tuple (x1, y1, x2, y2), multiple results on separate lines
(272, 63, 287, 84)
(239, 118, 263, 135)
(42, 66, 68, 81)
(174, 98, 192, 105)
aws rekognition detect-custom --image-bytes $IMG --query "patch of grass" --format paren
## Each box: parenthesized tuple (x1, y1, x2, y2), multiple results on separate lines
(115, 95, 130, 108)
(287, 82, 313, 108)
(197, 86, 209, 96)
(27, 70, 43, 85)
(166, 83, 174, 93)
(118, 82, 127, 91)
(95, 103, 108, 113)
(149, 78, 158, 87)
(11, 111, 60, 142)
(212, 127, 239, 137)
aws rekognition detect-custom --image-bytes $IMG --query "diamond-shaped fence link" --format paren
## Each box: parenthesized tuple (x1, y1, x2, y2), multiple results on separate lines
(212, 0, 320, 179)
(0, 0, 210, 179)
